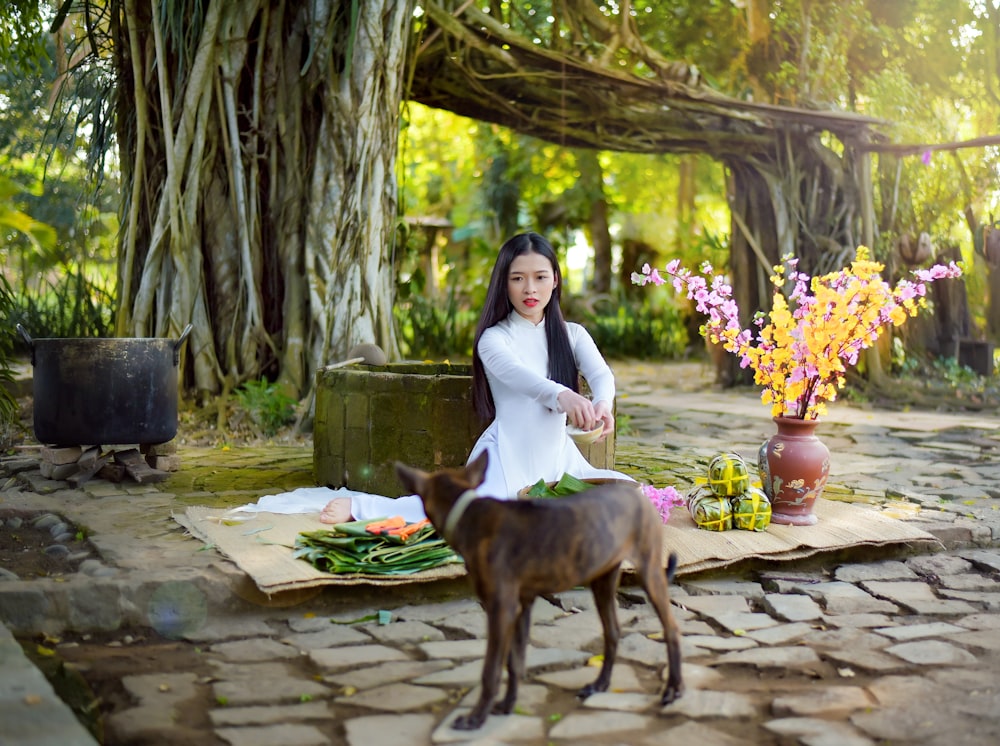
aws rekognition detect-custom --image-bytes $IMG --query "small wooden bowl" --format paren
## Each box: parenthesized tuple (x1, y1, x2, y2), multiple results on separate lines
(567, 423, 604, 445)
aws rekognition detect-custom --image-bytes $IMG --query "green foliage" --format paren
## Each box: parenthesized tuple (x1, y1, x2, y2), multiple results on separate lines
(0, 273, 19, 447)
(234, 379, 297, 437)
(615, 413, 634, 437)
(523, 472, 594, 498)
(893, 337, 997, 406)
(1, 10, 120, 348)
(6, 268, 115, 345)
(394, 285, 478, 360)
(929, 356, 987, 388)
(0, 175, 58, 251)
(0, 2, 48, 81)
(393, 265, 693, 363)
(397, 102, 484, 226)
(583, 302, 689, 360)
(603, 153, 729, 252)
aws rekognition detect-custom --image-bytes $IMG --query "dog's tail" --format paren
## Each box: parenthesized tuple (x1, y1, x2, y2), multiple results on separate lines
(665, 551, 678, 584)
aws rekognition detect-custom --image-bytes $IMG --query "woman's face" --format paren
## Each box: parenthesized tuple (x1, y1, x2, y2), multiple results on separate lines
(507, 251, 557, 324)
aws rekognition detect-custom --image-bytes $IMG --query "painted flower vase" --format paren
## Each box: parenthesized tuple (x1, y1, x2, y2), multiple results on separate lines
(757, 417, 830, 526)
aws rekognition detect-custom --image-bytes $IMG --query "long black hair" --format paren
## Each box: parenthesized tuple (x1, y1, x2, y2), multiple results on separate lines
(471, 232, 579, 421)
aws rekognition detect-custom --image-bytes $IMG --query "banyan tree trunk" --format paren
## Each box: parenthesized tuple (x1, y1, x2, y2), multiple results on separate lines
(720, 129, 875, 386)
(722, 161, 782, 386)
(577, 149, 612, 294)
(989, 268, 1000, 342)
(114, 0, 411, 400)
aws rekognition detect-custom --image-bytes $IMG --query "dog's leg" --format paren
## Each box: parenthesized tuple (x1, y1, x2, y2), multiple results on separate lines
(494, 600, 532, 714)
(453, 591, 517, 730)
(578, 566, 622, 698)
(640, 550, 684, 705)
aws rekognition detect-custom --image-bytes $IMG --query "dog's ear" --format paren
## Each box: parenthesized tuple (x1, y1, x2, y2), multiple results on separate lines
(466, 450, 489, 487)
(395, 461, 426, 495)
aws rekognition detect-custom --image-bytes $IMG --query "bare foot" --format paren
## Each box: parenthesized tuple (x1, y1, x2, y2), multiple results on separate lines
(319, 497, 353, 524)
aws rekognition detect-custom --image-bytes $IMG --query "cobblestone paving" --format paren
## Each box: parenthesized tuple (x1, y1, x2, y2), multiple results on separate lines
(2, 361, 999, 745)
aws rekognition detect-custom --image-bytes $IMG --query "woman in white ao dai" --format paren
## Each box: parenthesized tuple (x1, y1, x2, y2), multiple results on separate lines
(467, 232, 634, 498)
(320, 232, 632, 525)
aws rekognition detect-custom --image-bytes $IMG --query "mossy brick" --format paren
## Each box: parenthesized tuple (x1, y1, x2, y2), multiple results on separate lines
(314, 377, 332, 419)
(432, 395, 485, 431)
(374, 427, 436, 466)
(325, 418, 345, 462)
(369, 424, 402, 463)
(312, 384, 342, 487)
(312, 392, 344, 464)
(315, 451, 346, 488)
(316, 368, 336, 387)
(435, 441, 467, 467)
(315, 385, 343, 430)
(343, 425, 371, 473)
(395, 431, 436, 465)
(371, 391, 428, 433)
(344, 392, 372, 430)
(394, 372, 429, 394)
(373, 462, 403, 495)
(343, 458, 377, 491)
(313, 447, 339, 488)
(434, 430, 478, 468)
(313, 418, 344, 459)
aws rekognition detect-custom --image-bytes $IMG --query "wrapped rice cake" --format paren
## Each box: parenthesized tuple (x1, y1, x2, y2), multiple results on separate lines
(687, 485, 734, 531)
(731, 486, 772, 531)
(707, 452, 750, 497)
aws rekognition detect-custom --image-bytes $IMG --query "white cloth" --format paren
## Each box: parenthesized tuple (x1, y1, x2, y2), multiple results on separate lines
(349, 493, 426, 522)
(227, 486, 428, 523)
(467, 312, 634, 498)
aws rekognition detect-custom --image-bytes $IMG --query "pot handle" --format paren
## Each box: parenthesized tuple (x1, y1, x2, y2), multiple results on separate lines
(173, 323, 193, 365)
(15, 324, 35, 365)
(15, 323, 33, 347)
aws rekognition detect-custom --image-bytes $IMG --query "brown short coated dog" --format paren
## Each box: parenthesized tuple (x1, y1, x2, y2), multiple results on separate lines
(395, 451, 683, 731)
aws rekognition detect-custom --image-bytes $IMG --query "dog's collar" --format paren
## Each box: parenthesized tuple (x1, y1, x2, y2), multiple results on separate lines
(442, 489, 479, 541)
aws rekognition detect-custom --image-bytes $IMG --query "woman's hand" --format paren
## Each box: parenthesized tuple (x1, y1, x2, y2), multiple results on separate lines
(557, 390, 599, 431)
(593, 401, 615, 443)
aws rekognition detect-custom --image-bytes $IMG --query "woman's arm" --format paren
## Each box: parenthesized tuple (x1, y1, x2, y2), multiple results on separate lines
(569, 324, 616, 439)
(570, 324, 615, 405)
(478, 328, 568, 411)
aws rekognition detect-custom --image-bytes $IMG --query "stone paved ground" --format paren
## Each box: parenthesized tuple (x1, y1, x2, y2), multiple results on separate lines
(2, 360, 1000, 745)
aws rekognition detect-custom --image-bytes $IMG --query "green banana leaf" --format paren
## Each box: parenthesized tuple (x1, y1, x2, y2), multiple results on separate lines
(524, 472, 595, 498)
(294, 519, 462, 576)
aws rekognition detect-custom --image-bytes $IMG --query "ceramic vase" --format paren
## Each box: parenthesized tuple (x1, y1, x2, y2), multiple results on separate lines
(757, 416, 830, 526)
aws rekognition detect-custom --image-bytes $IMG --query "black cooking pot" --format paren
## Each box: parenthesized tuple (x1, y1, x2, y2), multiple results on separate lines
(17, 324, 193, 446)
